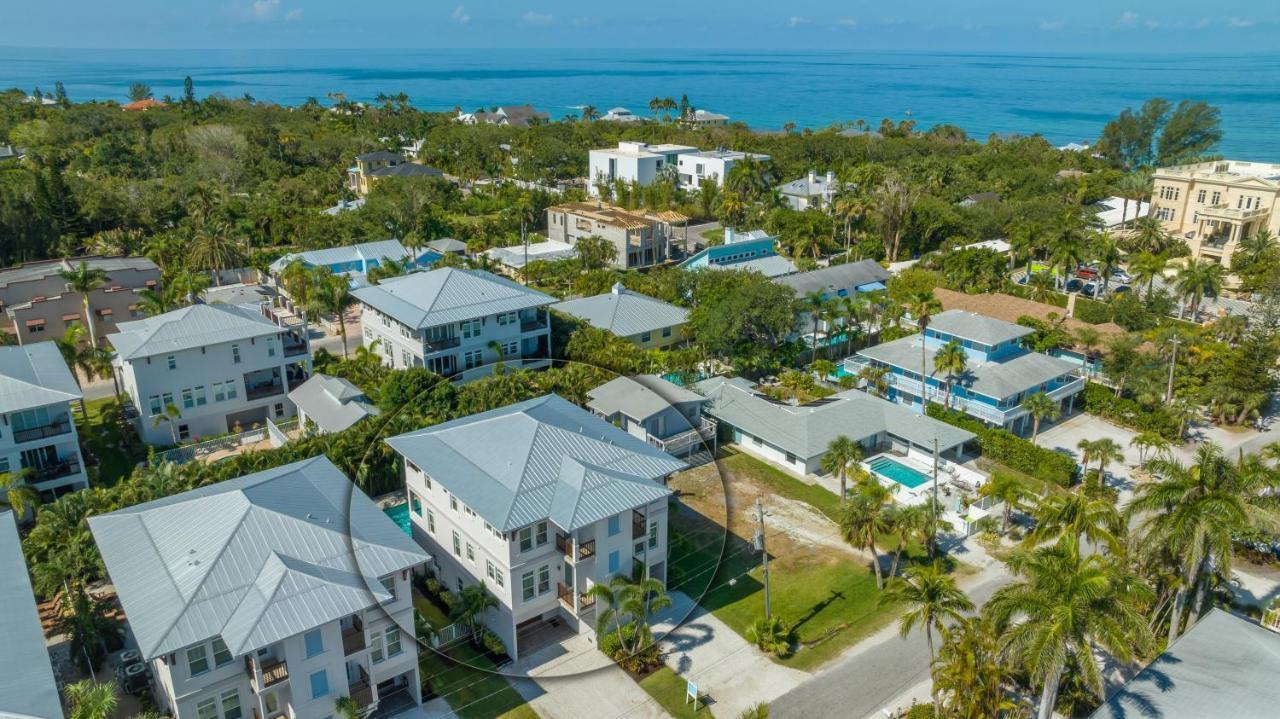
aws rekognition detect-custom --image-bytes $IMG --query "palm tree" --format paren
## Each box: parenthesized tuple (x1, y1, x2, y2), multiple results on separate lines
(1019, 391, 1059, 441)
(450, 582, 499, 645)
(885, 503, 929, 579)
(930, 616, 1014, 718)
(580, 105, 599, 122)
(977, 471, 1028, 534)
(1073, 327, 1100, 377)
(906, 292, 943, 408)
(803, 290, 830, 363)
(880, 562, 973, 660)
(152, 403, 182, 445)
(1026, 272, 1055, 303)
(65, 679, 118, 719)
(986, 536, 1153, 719)
(192, 219, 240, 285)
(1174, 259, 1225, 321)
(1128, 251, 1168, 300)
(586, 573, 671, 654)
(1, 468, 39, 519)
(366, 257, 407, 285)
(1027, 492, 1123, 552)
(839, 491, 891, 589)
(1130, 431, 1171, 464)
(933, 339, 967, 410)
(1091, 437, 1124, 477)
(1091, 232, 1122, 296)
(1129, 215, 1176, 256)
(1048, 231, 1085, 291)
(310, 271, 352, 357)
(58, 261, 108, 348)
(822, 435, 863, 501)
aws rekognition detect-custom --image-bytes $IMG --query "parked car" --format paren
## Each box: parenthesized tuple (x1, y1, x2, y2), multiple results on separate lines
(1111, 269, 1133, 283)
(1075, 267, 1099, 280)
(1065, 278, 1084, 293)
(1112, 284, 1132, 294)
(1082, 282, 1099, 297)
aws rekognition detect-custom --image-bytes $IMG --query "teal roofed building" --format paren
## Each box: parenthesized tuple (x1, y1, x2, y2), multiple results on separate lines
(678, 227, 797, 277)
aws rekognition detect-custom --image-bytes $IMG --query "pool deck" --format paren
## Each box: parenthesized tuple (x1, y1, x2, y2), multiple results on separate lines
(861, 451, 994, 534)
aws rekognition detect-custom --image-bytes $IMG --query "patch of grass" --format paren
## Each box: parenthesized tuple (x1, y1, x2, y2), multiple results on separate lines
(979, 460, 1069, 497)
(419, 640, 530, 719)
(413, 591, 451, 628)
(717, 450, 843, 520)
(76, 397, 147, 487)
(639, 667, 707, 717)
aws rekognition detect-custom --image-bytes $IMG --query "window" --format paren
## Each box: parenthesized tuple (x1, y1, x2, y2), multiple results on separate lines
(486, 560, 496, 579)
(518, 527, 533, 552)
(649, 520, 659, 549)
(463, 349, 483, 370)
(502, 340, 518, 356)
(0, 457, 8, 473)
(410, 493, 421, 516)
(162, 392, 174, 410)
(494, 568, 504, 587)
(370, 633, 384, 663)
(167, 355, 177, 370)
(266, 338, 277, 357)
(220, 689, 242, 719)
(662, 326, 672, 338)
(304, 629, 324, 657)
(1197, 189, 1207, 203)
(427, 509, 435, 534)
(148, 395, 162, 416)
(461, 318, 481, 338)
(522, 571, 535, 601)
(608, 550, 620, 574)
(536, 521, 548, 546)
(274, 403, 285, 418)
(232, 344, 241, 363)
(197, 699, 219, 719)
(309, 669, 330, 699)
(452, 531, 461, 555)
(27, 321, 45, 334)
(1212, 191, 1221, 204)
(608, 515, 620, 537)
(496, 311, 517, 325)
(193, 386, 206, 406)
(182, 388, 195, 409)
(212, 637, 233, 667)
(449, 494, 458, 511)
(635, 541, 646, 556)
(380, 575, 397, 602)
(640, 331, 651, 343)
(402, 350, 411, 367)
(186, 645, 209, 676)
(385, 627, 402, 658)
(537, 565, 550, 594)
(466, 542, 475, 563)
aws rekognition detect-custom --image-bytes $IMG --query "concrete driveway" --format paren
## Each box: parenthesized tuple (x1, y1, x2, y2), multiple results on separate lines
(507, 632, 666, 719)
(652, 591, 809, 718)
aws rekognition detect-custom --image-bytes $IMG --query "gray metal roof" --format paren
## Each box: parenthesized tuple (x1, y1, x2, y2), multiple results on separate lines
(88, 456, 428, 660)
(0, 255, 158, 288)
(705, 255, 798, 278)
(268, 239, 418, 273)
(0, 341, 83, 414)
(694, 376, 974, 458)
(287, 373, 380, 433)
(109, 303, 282, 360)
(553, 285, 689, 338)
(352, 268, 555, 330)
(385, 395, 683, 532)
(428, 238, 468, 254)
(355, 150, 402, 162)
(0, 512, 64, 719)
(370, 163, 444, 178)
(773, 260, 890, 298)
(926, 309, 1034, 346)
(587, 375, 707, 422)
(857, 335, 1078, 401)
(1090, 609, 1280, 719)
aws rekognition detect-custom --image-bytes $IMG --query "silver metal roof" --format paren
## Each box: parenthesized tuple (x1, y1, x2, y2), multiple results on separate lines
(268, 239, 419, 273)
(925, 309, 1034, 346)
(0, 512, 64, 719)
(705, 255, 798, 278)
(385, 395, 683, 532)
(553, 285, 689, 338)
(88, 456, 428, 660)
(287, 373, 380, 433)
(1090, 609, 1280, 719)
(773, 260, 890, 298)
(109, 303, 283, 360)
(694, 376, 974, 458)
(427, 238, 468, 254)
(0, 255, 157, 288)
(351, 268, 555, 330)
(587, 375, 706, 422)
(0, 341, 82, 414)
(857, 336, 1078, 401)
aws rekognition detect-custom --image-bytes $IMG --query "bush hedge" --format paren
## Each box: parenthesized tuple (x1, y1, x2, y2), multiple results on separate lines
(1080, 382, 1181, 440)
(926, 405, 1078, 486)
(1072, 297, 1113, 324)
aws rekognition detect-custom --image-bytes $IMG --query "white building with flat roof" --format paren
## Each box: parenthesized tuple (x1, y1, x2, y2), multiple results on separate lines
(675, 149, 771, 191)
(587, 141, 697, 196)
(0, 342, 88, 504)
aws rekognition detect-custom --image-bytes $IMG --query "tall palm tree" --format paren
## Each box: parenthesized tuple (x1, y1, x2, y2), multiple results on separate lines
(1073, 326, 1100, 377)
(1090, 437, 1124, 477)
(1019, 391, 1059, 441)
(192, 219, 241, 285)
(1026, 271, 1055, 303)
(1130, 431, 1171, 464)
(57, 261, 108, 348)
(1048, 231, 1085, 291)
(933, 339, 967, 410)
(310, 271, 352, 358)
(839, 491, 891, 588)
(449, 582, 499, 645)
(1091, 231, 1123, 296)
(152, 403, 182, 445)
(858, 363, 891, 399)
(1128, 251, 1168, 301)
(930, 616, 1014, 719)
(65, 679, 118, 719)
(1129, 216, 1176, 256)
(1, 468, 39, 519)
(880, 562, 973, 660)
(580, 105, 599, 122)
(885, 503, 929, 579)
(1174, 259, 1226, 321)
(822, 435, 863, 501)
(978, 471, 1028, 534)
(586, 573, 671, 654)
(906, 292, 943, 409)
(986, 537, 1153, 719)
(1027, 492, 1123, 552)
(803, 290, 831, 363)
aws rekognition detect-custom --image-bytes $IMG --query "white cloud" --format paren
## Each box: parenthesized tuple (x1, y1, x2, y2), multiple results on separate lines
(570, 16, 600, 27)
(836, 18, 857, 28)
(522, 10, 552, 26)
(252, 0, 279, 18)
(1116, 11, 1139, 28)
(242, 0, 301, 23)
(1229, 17, 1255, 28)
(788, 16, 809, 28)
(1039, 20, 1064, 31)
(451, 5, 470, 24)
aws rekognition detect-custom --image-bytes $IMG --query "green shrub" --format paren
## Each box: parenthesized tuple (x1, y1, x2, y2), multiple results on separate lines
(598, 622, 663, 673)
(927, 405, 1077, 486)
(905, 704, 936, 719)
(1081, 383, 1180, 440)
(746, 616, 795, 657)
(480, 628, 507, 657)
(1073, 297, 1113, 324)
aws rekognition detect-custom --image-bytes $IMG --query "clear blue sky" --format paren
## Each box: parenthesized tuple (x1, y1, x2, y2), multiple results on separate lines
(13, 0, 1280, 52)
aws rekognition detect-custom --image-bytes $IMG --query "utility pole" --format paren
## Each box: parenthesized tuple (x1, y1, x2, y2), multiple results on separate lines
(755, 498, 771, 620)
(1165, 335, 1181, 403)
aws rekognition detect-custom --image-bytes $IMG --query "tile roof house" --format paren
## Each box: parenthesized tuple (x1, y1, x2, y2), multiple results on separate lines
(0, 341, 89, 503)
(553, 283, 690, 349)
(89, 456, 429, 719)
(545, 201, 687, 269)
(385, 394, 685, 658)
(0, 511, 64, 719)
(288, 373, 380, 434)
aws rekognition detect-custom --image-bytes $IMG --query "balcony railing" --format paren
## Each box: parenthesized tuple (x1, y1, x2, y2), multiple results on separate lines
(348, 665, 373, 707)
(29, 458, 82, 483)
(424, 336, 461, 352)
(647, 417, 717, 455)
(632, 510, 646, 539)
(342, 615, 365, 655)
(246, 655, 289, 693)
(283, 340, 308, 357)
(520, 315, 548, 332)
(557, 583, 596, 613)
(555, 534, 596, 562)
(12, 418, 73, 443)
(246, 382, 285, 401)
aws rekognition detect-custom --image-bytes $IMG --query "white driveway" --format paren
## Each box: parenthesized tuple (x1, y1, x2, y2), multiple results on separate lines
(509, 632, 666, 719)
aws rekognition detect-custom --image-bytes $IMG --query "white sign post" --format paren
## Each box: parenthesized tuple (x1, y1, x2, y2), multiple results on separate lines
(685, 680, 699, 711)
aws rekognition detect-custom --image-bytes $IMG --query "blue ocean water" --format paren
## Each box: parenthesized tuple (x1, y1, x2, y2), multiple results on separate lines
(3, 47, 1278, 159)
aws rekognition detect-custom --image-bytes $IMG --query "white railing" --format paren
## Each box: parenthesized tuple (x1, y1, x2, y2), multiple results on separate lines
(428, 621, 474, 649)
(648, 418, 717, 455)
(266, 417, 298, 448)
(159, 419, 298, 465)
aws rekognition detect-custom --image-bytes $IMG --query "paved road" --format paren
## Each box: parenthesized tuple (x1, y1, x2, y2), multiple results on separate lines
(770, 566, 1011, 719)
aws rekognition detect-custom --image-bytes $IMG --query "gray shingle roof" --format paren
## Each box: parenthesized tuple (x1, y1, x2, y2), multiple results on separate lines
(587, 375, 706, 422)
(385, 395, 684, 532)
(370, 163, 444, 178)
(88, 456, 428, 660)
(773, 260, 890, 298)
(0, 341, 82, 414)
(694, 376, 974, 458)
(925, 309, 1035, 346)
(0, 255, 157, 288)
(355, 150, 402, 162)
(351, 268, 555, 330)
(0, 512, 64, 719)
(1090, 609, 1280, 719)
(109, 303, 282, 360)
(268, 239, 418, 273)
(856, 335, 1078, 401)
(287, 373, 380, 433)
(553, 285, 689, 338)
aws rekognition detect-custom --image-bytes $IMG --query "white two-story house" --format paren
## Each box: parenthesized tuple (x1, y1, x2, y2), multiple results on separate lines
(0, 342, 89, 505)
(88, 456, 430, 719)
(111, 303, 311, 446)
(351, 267, 555, 381)
(385, 394, 686, 659)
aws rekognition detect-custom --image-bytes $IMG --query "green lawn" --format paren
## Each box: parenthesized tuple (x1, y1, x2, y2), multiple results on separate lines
(639, 667, 709, 717)
(716, 451, 843, 520)
(76, 397, 147, 486)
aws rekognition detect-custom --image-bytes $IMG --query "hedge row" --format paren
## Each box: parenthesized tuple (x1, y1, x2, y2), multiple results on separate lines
(926, 404, 1078, 486)
(1080, 382, 1181, 440)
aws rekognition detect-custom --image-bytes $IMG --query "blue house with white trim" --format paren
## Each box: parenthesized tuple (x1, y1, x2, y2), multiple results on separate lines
(678, 228, 797, 278)
(268, 239, 439, 294)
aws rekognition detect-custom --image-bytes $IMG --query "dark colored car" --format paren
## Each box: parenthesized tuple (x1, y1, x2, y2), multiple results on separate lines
(1065, 278, 1084, 293)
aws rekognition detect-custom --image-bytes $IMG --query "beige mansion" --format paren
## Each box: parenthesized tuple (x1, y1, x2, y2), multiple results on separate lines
(1150, 160, 1280, 267)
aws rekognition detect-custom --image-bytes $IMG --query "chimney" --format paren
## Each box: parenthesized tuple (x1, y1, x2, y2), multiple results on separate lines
(807, 170, 816, 186)
(724, 227, 736, 244)
(611, 281, 625, 296)
(826, 170, 836, 185)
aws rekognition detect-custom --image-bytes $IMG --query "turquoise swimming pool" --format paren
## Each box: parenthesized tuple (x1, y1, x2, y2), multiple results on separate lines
(869, 456, 932, 490)
(383, 502, 411, 535)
